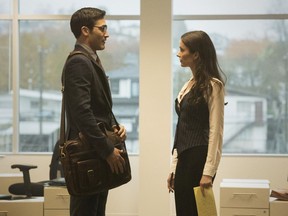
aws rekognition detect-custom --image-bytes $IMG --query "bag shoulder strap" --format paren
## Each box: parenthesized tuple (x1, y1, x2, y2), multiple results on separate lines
(59, 51, 119, 148)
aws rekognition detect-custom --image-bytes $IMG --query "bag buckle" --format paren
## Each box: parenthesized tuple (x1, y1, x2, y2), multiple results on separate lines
(60, 146, 66, 158)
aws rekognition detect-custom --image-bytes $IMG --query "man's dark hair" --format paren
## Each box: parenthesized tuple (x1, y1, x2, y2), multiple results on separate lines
(70, 7, 106, 39)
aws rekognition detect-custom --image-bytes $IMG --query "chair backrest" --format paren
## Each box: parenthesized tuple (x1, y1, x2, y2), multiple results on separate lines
(49, 139, 64, 180)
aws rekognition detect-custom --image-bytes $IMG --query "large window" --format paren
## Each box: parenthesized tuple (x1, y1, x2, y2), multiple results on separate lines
(173, 1, 288, 154)
(0, 0, 140, 153)
(2, 0, 287, 155)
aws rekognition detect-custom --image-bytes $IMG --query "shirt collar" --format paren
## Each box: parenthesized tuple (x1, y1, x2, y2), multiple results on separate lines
(76, 42, 98, 61)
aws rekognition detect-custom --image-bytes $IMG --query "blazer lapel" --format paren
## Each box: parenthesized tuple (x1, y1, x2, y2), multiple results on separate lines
(73, 45, 113, 107)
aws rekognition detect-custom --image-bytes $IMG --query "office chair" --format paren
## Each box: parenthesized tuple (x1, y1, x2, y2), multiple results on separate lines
(7, 140, 64, 199)
(8, 164, 45, 197)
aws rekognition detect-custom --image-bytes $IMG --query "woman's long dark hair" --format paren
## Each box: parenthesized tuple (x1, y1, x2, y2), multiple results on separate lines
(181, 30, 226, 104)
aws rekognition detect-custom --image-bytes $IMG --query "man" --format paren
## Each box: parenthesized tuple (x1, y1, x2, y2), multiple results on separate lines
(63, 7, 127, 216)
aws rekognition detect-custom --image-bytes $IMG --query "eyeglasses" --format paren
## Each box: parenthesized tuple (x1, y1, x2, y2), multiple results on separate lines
(94, 25, 108, 33)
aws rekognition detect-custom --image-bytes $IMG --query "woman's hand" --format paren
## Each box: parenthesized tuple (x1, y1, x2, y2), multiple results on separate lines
(199, 175, 213, 196)
(167, 173, 175, 193)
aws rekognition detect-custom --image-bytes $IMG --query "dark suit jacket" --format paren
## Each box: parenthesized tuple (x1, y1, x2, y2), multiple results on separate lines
(62, 44, 115, 159)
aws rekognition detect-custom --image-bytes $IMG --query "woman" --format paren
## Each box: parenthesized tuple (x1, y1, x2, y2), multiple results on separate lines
(167, 30, 226, 216)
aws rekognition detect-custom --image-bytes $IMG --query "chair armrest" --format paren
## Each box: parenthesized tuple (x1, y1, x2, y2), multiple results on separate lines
(11, 164, 37, 171)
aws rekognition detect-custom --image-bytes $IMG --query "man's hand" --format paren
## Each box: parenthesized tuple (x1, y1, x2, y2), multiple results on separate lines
(199, 175, 213, 196)
(106, 148, 125, 174)
(112, 124, 127, 141)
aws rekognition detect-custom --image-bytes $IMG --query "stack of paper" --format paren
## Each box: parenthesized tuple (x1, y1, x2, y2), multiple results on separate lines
(270, 189, 288, 201)
(194, 186, 217, 216)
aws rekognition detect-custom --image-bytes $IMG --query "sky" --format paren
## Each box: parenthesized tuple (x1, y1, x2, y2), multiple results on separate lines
(174, 0, 288, 15)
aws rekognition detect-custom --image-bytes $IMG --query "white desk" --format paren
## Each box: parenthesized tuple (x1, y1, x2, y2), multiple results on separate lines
(270, 197, 288, 216)
(0, 197, 44, 216)
(44, 186, 69, 216)
(220, 179, 270, 216)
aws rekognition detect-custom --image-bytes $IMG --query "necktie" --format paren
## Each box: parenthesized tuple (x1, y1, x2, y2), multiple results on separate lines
(96, 55, 104, 71)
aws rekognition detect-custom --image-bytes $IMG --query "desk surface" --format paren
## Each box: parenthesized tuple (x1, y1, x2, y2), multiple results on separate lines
(0, 197, 44, 216)
(0, 196, 44, 203)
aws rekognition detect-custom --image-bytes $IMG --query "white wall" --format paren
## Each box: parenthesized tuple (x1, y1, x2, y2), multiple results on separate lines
(138, 0, 172, 215)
